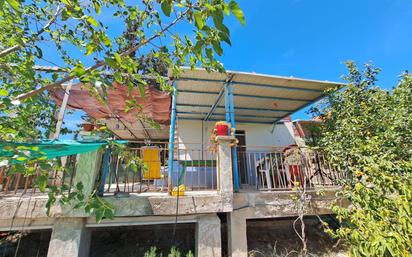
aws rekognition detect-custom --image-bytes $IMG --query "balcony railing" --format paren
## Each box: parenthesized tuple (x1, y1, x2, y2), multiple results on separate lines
(97, 143, 218, 195)
(0, 154, 79, 196)
(0, 142, 343, 198)
(236, 146, 344, 191)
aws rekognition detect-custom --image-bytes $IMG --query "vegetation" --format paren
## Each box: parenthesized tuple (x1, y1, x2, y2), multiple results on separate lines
(311, 62, 412, 257)
(0, 0, 245, 222)
(144, 247, 194, 257)
(0, 0, 244, 141)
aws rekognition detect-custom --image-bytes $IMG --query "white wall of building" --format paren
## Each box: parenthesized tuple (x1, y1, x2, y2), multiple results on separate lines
(175, 119, 296, 160)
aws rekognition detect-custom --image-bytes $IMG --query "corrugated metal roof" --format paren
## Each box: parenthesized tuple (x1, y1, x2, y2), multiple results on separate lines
(174, 68, 342, 124)
(105, 118, 169, 140)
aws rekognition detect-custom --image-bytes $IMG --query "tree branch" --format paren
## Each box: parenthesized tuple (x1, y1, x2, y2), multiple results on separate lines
(0, 4, 62, 58)
(15, 8, 190, 101)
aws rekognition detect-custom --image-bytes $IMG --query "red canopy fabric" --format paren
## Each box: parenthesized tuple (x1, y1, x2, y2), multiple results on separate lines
(50, 82, 171, 124)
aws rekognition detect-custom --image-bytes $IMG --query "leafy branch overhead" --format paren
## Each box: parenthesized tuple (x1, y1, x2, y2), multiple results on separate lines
(0, 0, 245, 103)
(0, 0, 245, 223)
(0, 0, 245, 142)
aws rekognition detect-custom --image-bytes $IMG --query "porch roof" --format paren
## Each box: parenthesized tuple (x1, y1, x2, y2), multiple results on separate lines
(174, 68, 343, 124)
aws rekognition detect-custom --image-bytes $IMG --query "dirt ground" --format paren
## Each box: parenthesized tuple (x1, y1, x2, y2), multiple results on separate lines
(246, 216, 347, 257)
(0, 230, 51, 257)
(89, 223, 196, 257)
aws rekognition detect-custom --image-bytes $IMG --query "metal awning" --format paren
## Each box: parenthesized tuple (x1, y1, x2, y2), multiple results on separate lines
(173, 68, 342, 124)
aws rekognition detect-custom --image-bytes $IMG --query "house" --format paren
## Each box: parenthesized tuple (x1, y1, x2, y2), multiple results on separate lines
(0, 68, 344, 257)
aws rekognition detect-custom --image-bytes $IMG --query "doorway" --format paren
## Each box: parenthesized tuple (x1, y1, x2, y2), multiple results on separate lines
(234, 130, 248, 184)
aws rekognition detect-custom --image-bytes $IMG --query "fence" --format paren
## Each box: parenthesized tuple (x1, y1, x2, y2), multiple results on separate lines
(236, 146, 344, 191)
(1, 143, 342, 196)
(97, 143, 218, 195)
(0, 155, 78, 196)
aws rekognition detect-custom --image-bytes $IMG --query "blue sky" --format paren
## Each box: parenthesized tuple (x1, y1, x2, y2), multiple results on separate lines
(59, 0, 412, 137)
(219, 0, 412, 119)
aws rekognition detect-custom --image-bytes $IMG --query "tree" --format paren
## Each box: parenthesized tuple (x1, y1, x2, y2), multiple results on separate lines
(0, 0, 245, 222)
(0, 0, 245, 140)
(311, 62, 412, 257)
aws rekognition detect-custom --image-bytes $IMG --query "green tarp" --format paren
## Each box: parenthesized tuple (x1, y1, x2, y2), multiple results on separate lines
(0, 140, 127, 161)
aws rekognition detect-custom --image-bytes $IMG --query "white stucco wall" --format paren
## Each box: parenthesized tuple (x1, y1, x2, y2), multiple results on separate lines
(175, 120, 296, 160)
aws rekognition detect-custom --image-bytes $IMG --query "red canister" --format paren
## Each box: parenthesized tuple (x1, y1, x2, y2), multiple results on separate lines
(215, 124, 229, 136)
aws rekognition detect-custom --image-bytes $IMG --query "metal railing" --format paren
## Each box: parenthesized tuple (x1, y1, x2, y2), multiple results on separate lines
(0, 155, 79, 196)
(1, 143, 343, 197)
(97, 143, 218, 195)
(236, 146, 344, 191)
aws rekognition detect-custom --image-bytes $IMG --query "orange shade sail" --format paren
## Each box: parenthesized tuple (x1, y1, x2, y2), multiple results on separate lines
(50, 82, 171, 124)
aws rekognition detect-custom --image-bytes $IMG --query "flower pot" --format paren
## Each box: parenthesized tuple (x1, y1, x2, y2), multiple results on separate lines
(82, 123, 94, 131)
(215, 124, 229, 136)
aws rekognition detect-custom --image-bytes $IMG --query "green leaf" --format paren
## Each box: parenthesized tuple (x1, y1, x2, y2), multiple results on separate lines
(219, 31, 231, 46)
(161, 1, 172, 17)
(130, 163, 138, 173)
(113, 72, 122, 83)
(223, 3, 230, 16)
(104, 57, 116, 68)
(95, 209, 104, 223)
(93, 1, 101, 14)
(212, 41, 223, 56)
(101, 34, 111, 47)
(76, 182, 84, 191)
(37, 176, 47, 192)
(86, 16, 98, 27)
(193, 40, 204, 55)
(137, 83, 145, 98)
(6, 0, 20, 11)
(15, 156, 27, 162)
(0, 89, 8, 97)
(34, 46, 43, 58)
(212, 10, 224, 29)
(86, 43, 94, 56)
(229, 0, 245, 25)
(114, 53, 122, 64)
(194, 12, 204, 30)
(104, 207, 114, 219)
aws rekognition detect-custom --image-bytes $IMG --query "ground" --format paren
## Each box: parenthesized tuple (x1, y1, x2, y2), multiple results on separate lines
(246, 216, 347, 257)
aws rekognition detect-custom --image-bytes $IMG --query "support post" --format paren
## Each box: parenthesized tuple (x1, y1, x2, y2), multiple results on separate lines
(215, 135, 236, 212)
(52, 80, 73, 186)
(227, 211, 248, 257)
(47, 218, 90, 257)
(195, 214, 222, 257)
(168, 81, 177, 193)
(224, 83, 231, 125)
(54, 80, 73, 140)
(228, 83, 240, 192)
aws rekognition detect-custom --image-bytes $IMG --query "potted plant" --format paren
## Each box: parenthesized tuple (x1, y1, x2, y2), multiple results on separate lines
(81, 115, 95, 131)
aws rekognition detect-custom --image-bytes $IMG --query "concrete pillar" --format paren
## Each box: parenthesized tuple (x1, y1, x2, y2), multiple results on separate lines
(215, 136, 236, 212)
(47, 218, 91, 257)
(73, 150, 102, 196)
(196, 214, 222, 257)
(227, 211, 248, 257)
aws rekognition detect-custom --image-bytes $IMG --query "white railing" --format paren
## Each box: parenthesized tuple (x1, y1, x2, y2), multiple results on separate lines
(236, 146, 344, 191)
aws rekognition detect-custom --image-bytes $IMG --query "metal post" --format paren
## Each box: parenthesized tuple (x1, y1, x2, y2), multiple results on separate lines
(229, 82, 240, 192)
(54, 80, 73, 140)
(224, 83, 231, 125)
(168, 81, 177, 193)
